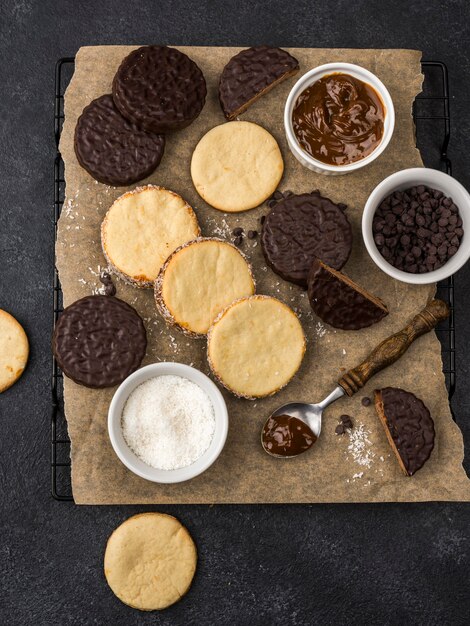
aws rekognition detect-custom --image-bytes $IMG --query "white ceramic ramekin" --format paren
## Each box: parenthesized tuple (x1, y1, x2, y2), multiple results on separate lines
(108, 362, 228, 484)
(362, 168, 470, 284)
(284, 62, 395, 175)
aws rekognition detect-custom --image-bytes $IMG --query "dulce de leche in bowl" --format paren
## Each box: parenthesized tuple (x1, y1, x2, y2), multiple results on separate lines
(284, 63, 395, 175)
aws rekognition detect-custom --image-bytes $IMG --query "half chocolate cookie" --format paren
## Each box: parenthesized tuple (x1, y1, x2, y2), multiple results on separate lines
(374, 387, 435, 476)
(261, 191, 352, 287)
(112, 46, 207, 133)
(219, 46, 299, 120)
(307, 259, 388, 330)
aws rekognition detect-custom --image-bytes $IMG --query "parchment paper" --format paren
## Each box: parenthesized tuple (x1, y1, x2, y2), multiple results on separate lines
(57, 46, 470, 503)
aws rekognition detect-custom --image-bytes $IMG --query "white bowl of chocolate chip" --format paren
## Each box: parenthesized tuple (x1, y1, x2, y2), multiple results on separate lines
(362, 168, 470, 284)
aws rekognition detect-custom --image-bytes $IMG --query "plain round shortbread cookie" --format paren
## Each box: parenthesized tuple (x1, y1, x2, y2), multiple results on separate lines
(104, 513, 197, 611)
(155, 238, 255, 336)
(207, 295, 305, 399)
(190, 121, 284, 212)
(0, 310, 29, 393)
(101, 185, 200, 288)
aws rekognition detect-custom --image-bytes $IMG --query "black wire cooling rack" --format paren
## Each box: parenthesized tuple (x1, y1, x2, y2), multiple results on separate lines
(52, 58, 456, 501)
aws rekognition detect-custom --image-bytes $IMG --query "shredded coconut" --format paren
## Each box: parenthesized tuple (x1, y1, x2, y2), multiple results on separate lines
(121, 375, 215, 470)
(346, 422, 375, 469)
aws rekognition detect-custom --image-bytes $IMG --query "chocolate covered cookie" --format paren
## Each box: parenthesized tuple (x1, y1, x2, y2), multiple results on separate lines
(219, 46, 299, 120)
(74, 94, 165, 186)
(261, 191, 352, 287)
(52, 296, 146, 388)
(112, 46, 207, 133)
(307, 259, 388, 330)
(374, 387, 435, 476)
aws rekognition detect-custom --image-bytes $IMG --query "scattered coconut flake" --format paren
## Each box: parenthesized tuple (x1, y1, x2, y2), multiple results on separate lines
(347, 422, 375, 469)
(169, 335, 178, 352)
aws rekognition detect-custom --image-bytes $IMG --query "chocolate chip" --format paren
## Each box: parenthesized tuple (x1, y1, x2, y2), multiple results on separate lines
(232, 227, 243, 236)
(335, 424, 345, 435)
(247, 230, 257, 239)
(361, 397, 371, 407)
(234, 235, 243, 247)
(260, 215, 266, 225)
(416, 215, 425, 226)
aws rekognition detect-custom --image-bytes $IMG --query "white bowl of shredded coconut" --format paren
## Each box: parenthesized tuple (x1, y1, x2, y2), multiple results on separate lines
(108, 362, 228, 483)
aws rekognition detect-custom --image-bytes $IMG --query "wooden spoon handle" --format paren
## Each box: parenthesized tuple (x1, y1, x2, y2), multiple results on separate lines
(338, 299, 450, 397)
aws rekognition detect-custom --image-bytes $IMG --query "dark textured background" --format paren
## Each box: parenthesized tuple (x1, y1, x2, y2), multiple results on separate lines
(1, 1, 469, 624)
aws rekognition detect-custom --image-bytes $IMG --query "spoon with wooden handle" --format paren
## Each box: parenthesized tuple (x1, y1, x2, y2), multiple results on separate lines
(261, 299, 449, 458)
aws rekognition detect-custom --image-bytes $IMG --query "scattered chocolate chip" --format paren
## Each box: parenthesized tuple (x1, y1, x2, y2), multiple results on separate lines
(232, 227, 243, 236)
(99, 271, 116, 296)
(247, 230, 257, 239)
(234, 235, 243, 247)
(260, 215, 266, 225)
(361, 397, 371, 407)
(340, 414, 354, 428)
(335, 424, 345, 435)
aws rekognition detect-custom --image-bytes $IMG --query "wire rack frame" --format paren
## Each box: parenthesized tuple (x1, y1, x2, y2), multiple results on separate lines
(51, 58, 456, 501)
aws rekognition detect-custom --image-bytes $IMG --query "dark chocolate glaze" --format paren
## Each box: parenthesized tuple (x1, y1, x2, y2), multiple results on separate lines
(292, 73, 385, 166)
(261, 191, 352, 287)
(307, 259, 388, 330)
(262, 414, 316, 457)
(375, 387, 435, 476)
(219, 46, 299, 120)
(74, 94, 165, 187)
(52, 295, 146, 389)
(112, 46, 207, 133)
